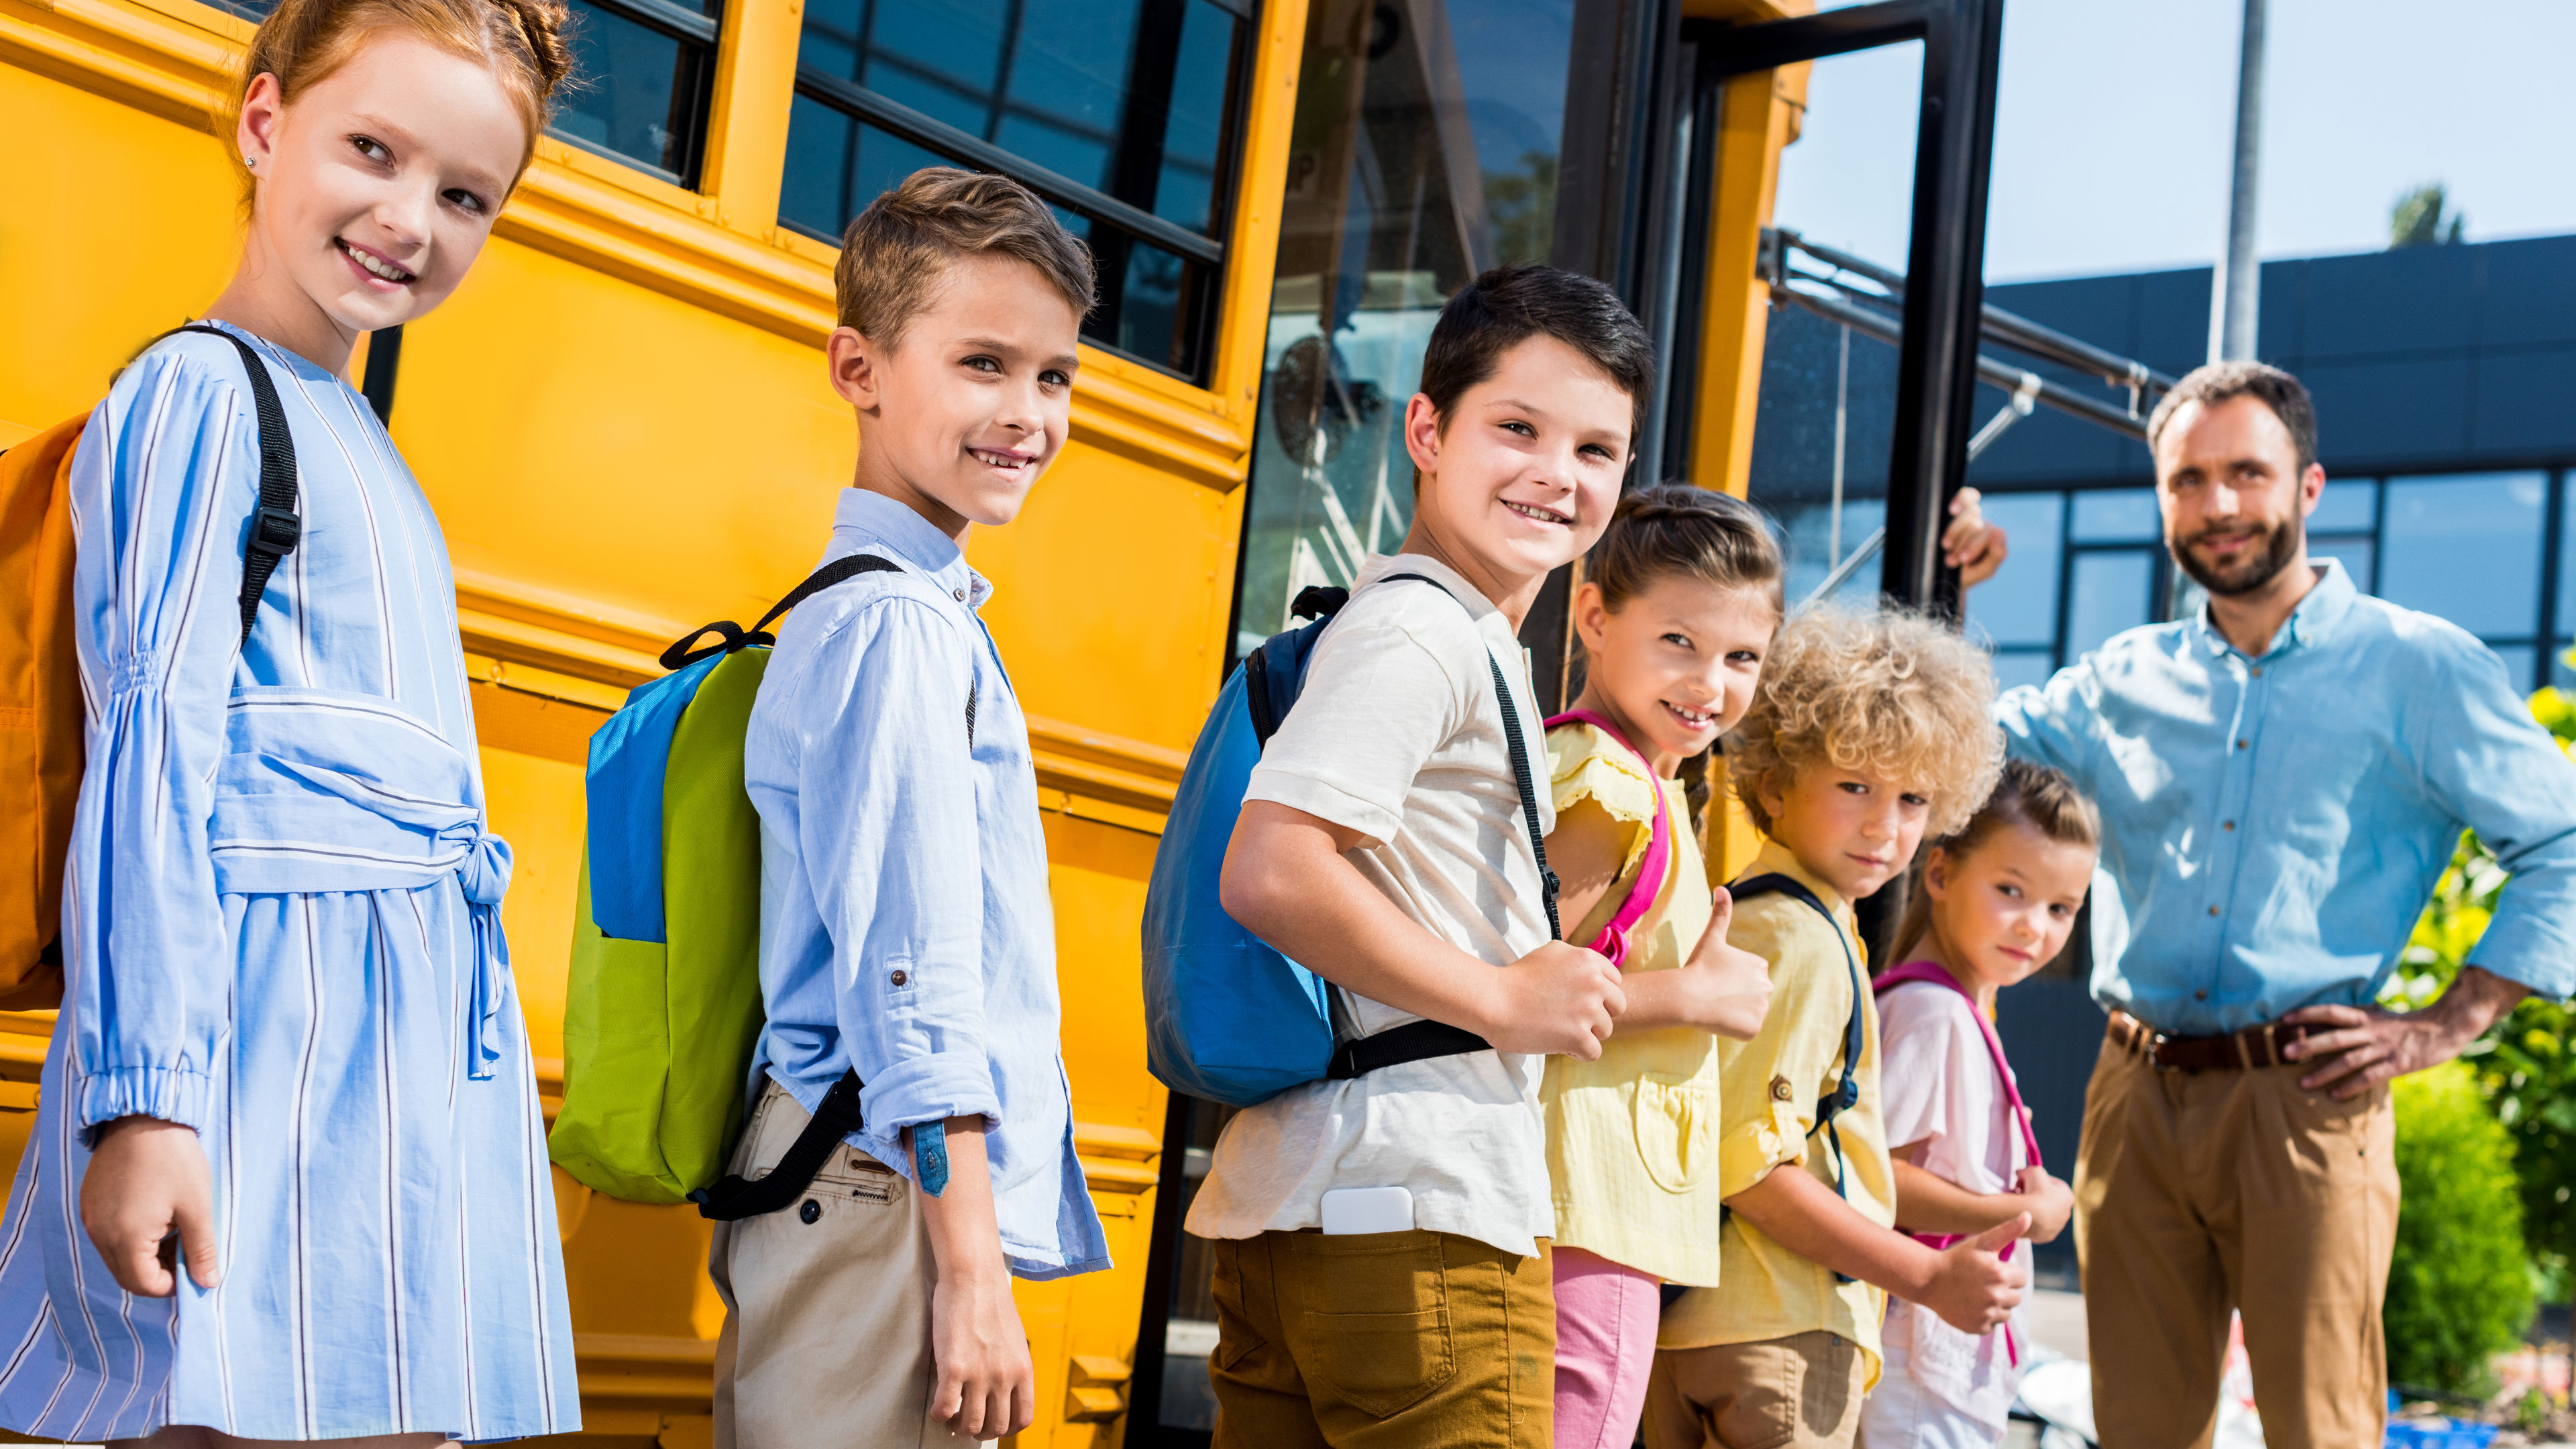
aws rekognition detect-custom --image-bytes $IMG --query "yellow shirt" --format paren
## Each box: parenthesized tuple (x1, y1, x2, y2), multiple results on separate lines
(1659, 840, 1893, 1386)
(1539, 722, 1725, 1286)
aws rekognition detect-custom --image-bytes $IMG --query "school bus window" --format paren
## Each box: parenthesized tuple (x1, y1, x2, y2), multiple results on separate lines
(779, 0, 1250, 381)
(551, 0, 720, 186)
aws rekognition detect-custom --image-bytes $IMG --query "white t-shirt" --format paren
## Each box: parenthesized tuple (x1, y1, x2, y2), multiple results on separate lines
(1181, 553, 1558, 1256)
(1878, 980, 2035, 1428)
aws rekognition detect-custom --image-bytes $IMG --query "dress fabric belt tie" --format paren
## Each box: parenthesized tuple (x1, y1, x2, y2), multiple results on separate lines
(207, 688, 516, 1079)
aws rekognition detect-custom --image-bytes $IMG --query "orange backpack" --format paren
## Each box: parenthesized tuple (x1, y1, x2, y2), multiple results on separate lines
(0, 415, 88, 1010)
(0, 325, 303, 1011)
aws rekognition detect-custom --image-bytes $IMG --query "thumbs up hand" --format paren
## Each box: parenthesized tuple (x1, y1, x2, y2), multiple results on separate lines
(1673, 888, 1774, 1040)
(1920, 1214, 2029, 1335)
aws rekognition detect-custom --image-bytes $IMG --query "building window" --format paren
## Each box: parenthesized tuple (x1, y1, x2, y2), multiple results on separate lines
(779, 0, 1253, 380)
(551, 0, 722, 184)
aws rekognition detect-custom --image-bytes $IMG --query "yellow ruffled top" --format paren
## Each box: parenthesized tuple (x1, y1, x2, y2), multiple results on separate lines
(1539, 720, 1725, 1286)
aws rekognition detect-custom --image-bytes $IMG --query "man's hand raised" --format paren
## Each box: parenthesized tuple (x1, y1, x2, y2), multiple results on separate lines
(1479, 941, 1625, 1059)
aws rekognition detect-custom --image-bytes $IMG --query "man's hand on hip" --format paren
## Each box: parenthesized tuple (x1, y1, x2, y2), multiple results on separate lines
(2282, 965, 2532, 1099)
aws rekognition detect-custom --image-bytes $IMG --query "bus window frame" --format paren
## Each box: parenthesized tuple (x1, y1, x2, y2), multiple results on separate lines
(549, 0, 722, 189)
(778, 1, 1255, 384)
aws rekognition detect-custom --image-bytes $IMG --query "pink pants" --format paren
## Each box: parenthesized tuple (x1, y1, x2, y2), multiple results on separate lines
(1553, 1246, 1664, 1449)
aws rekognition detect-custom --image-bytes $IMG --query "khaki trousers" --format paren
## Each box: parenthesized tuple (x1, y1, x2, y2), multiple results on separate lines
(2074, 1036, 2398, 1449)
(1206, 1229, 1555, 1449)
(1642, 1332, 1869, 1449)
(709, 1080, 984, 1449)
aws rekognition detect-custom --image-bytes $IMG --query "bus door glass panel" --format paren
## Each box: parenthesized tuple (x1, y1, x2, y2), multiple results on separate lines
(1226, 0, 1576, 659)
(1740, 41, 1924, 611)
(779, 0, 1250, 377)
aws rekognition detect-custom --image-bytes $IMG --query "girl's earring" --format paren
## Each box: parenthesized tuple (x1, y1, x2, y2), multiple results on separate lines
(244, 156, 256, 167)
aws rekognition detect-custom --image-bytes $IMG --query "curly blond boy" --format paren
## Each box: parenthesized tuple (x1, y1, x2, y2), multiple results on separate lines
(1648, 607, 2012, 1449)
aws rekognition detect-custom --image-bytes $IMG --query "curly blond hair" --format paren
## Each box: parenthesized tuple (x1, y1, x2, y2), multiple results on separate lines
(1727, 606, 2002, 839)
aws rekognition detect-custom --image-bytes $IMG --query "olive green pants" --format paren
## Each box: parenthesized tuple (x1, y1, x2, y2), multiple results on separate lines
(1205, 1229, 1555, 1448)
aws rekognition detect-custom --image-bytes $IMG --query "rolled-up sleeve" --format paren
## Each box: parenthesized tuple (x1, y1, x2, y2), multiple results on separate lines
(788, 597, 998, 1141)
(66, 352, 256, 1135)
(2412, 639, 2576, 1000)
(1716, 908, 1847, 1199)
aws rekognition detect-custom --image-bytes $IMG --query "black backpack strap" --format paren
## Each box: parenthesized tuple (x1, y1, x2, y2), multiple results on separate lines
(660, 553, 904, 669)
(164, 325, 299, 649)
(1729, 873, 1867, 1223)
(1326, 1019, 1493, 1079)
(693, 1069, 867, 1221)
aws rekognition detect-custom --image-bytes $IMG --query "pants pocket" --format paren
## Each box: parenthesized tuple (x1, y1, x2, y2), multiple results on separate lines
(1711, 1342, 1805, 1449)
(1305, 1307, 1456, 1419)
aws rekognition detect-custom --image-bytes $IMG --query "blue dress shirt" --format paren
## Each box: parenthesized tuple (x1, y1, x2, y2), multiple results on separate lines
(744, 488, 1108, 1279)
(1997, 561, 2576, 1035)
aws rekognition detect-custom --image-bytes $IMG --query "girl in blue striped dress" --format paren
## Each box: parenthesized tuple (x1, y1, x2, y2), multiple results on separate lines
(0, 0, 582, 1440)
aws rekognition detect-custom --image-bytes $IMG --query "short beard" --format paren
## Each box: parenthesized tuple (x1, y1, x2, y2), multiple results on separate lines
(2172, 516, 2304, 598)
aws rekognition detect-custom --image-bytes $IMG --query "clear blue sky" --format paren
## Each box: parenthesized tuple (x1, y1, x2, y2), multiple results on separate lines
(1770, 0, 2576, 284)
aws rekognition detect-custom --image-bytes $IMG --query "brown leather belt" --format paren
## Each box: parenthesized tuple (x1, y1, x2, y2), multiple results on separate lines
(2107, 1010, 2331, 1073)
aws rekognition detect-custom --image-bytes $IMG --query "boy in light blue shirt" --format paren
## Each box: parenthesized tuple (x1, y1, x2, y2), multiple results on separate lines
(714, 167, 1106, 1448)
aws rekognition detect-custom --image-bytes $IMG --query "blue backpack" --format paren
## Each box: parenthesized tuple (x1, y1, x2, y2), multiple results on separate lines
(1140, 575, 1561, 1107)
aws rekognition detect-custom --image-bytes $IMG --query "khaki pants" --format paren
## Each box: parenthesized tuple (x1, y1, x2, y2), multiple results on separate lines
(1642, 1332, 1869, 1449)
(709, 1079, 984, 1449)
(1205, 1229, 1555, 1448)
(2074, 1036, 2398, 1449)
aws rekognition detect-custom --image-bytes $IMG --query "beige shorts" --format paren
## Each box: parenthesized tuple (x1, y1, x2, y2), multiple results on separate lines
(708, 1077, 986, 1449)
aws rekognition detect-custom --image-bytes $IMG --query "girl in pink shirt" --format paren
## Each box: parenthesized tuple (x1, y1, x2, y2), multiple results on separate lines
(1862, 759, 2094, 1448)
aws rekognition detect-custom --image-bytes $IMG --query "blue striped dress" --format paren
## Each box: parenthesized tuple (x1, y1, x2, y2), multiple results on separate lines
(0, 322, 580, 1442)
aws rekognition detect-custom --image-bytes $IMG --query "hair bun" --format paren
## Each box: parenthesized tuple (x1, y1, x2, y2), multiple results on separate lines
(492, 0, 573, 101)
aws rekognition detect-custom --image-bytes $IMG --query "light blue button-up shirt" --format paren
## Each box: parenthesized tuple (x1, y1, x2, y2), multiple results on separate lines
(744, 488, 1108, 1279)
(1997, 560, 2576, 1036)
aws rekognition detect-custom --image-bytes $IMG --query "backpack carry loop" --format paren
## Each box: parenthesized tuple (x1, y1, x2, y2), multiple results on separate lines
(1540, 708, 1671, 967)
(162, 325, 302, 649)
(1310, 572, 1562, 1081)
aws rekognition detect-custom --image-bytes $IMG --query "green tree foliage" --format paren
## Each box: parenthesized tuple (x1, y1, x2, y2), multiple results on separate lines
(2387, 1061, 2534, 1394)
(2391, 182, 2468, 248)
(2392, 688, 2576, 1288)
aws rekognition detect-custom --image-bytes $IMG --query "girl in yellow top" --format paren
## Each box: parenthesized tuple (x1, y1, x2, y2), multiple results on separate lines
(1542, 486, 1784, 1449)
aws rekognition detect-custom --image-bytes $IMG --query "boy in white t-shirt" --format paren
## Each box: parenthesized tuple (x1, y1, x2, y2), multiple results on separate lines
(1187, 265, 1655, 1448)
(1862, 759, 2094, 1449)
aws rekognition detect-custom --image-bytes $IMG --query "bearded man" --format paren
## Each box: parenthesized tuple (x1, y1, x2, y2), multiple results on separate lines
(1987, 362, 2576, 1448)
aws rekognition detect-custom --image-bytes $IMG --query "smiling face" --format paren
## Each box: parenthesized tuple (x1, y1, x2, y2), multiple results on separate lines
(233, 33, 527, 345)
(1573, 576, 1775, 771)
(1401, 334, 1633, 609)
(2155, 393, 2325, 598)
(830, 252, 1083, 541)
(1760, 763, 1934, 903)
(1922, 822, 2096, 994)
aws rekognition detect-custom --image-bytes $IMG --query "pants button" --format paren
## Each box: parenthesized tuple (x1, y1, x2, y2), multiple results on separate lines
(799, 1199, 822, 1224)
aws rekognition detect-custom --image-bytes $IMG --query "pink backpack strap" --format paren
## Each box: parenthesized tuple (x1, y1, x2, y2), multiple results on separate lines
(1871, 961, 2042, 1171)
(1543, 710, 1670, 969)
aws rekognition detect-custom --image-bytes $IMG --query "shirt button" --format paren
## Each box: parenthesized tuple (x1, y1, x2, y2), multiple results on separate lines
(890, 969, 909, 987)
(2222, 820, 2235, 831)
(953, 588, 966, 601)
(2236, 739, 2249, 750)
(2251, 665, 2263, 677)
(2208, 905, 2220, 916)
(2195, 989, 2210, 1001)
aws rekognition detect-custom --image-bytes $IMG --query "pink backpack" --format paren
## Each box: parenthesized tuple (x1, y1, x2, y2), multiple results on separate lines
(1543, 709, 1671, 966)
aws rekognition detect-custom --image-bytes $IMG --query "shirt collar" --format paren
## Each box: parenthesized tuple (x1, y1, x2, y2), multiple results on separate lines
(2192, 556, 2356, 661)
(831, 488, 990, 607)
(1354, 551, 1509, 630)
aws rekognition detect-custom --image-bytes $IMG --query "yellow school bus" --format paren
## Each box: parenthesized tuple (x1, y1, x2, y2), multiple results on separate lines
(1, 0, 2015, 1440)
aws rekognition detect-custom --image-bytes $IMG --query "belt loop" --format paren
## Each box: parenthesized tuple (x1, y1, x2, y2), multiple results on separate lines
(2232, 1031, 2251, 1071)
(2259, 1024, 2277, 1069)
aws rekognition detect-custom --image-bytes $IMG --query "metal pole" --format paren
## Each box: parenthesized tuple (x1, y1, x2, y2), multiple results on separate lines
(2209, 0, 2265, 363)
